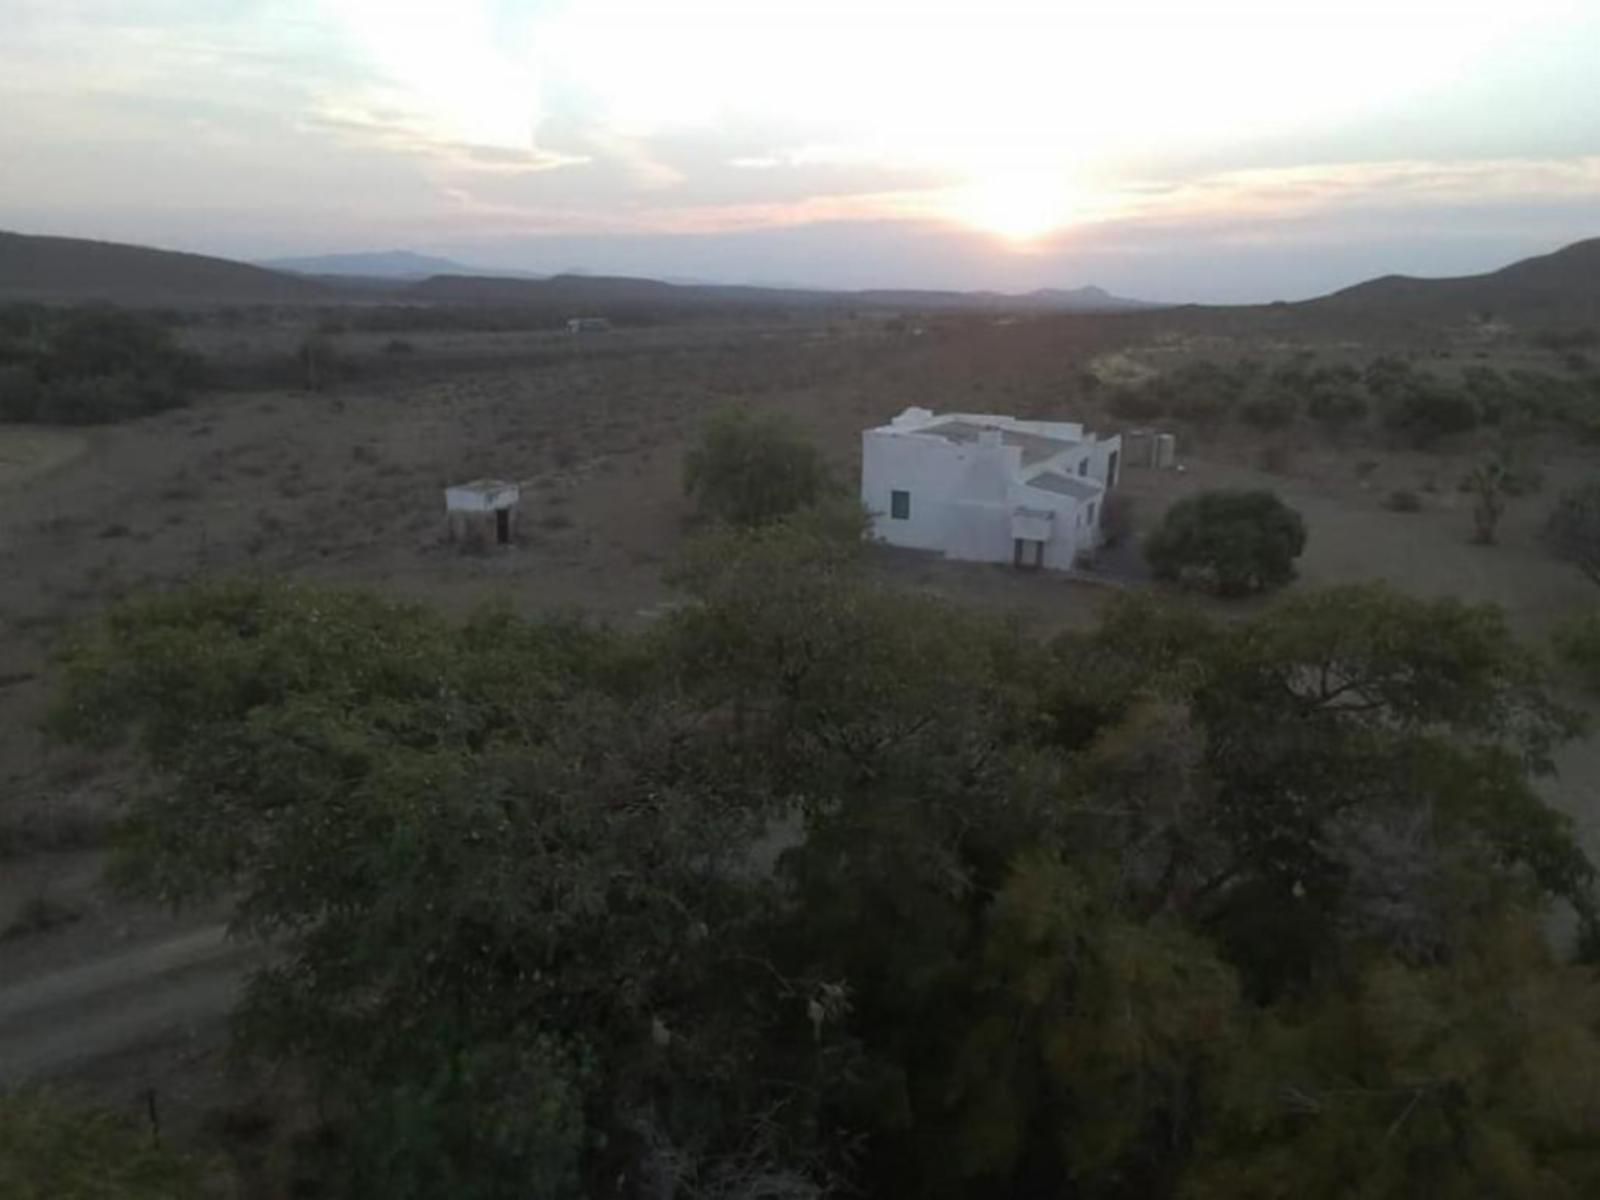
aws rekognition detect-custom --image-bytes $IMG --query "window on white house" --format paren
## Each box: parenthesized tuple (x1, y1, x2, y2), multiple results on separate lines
(1088, 501, 1097, 525)
(890, 490, 911, 520)
(1077, 459, 1088, 477)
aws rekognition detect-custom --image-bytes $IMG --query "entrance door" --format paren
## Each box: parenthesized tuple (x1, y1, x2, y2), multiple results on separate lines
(1108, 449, 1120, 487)
(495, 508, 511, 545)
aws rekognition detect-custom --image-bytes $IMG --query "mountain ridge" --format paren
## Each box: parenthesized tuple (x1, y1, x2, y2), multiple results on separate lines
(0, 230, 328, 304)
(1, 229, 1594, 321)
(261, 250, 543, 281)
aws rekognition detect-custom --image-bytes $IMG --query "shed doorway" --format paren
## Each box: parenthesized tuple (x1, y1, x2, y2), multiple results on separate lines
(1012, 537, 1044, 570)
(495, 508, 511, 545)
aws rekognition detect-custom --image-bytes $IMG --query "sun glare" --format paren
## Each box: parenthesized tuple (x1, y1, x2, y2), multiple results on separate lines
(957, 173, 1074, 244)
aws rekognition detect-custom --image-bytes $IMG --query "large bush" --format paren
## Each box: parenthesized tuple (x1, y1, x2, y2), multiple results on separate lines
(1145, 489, 1307, 595)
(0, 306, 199, 424)
(1382, 380, 1479, 447)
(683, 406, 836, 526)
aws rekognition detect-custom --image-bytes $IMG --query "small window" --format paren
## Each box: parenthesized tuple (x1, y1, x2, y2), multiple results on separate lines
(890, 489, 911, 520)
(1088, 502, 1097, 525)
(1077, 459, 1089, 477)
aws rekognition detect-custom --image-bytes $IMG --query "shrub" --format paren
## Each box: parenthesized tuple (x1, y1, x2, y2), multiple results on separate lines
(1145, 489, 1307, 596)
(1544, 482, 1600, 586)
(1464, 457, 1512, 545)
(1238, 391, 1296, 430)
(1554, 609, 1600, 693)
(1532, 327, 1599, 353)
(45, 307, 193, 382)
(684, 407, 836, 527)
(1382, 381, 1479, 447)
(1256, 442, 1295, 475)
(1108, 387, 1165, 422)
(0, 1092, 207, 1198)
(2, 893, 83, 941)
(1307, 386, 1367, 432)
(1384, 489, 1422, 513)
(0, 365, 41, 421)
(1363, 355, 1415, 398)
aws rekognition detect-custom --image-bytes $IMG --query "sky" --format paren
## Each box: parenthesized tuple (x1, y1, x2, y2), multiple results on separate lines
(1, 0, 1597, 302)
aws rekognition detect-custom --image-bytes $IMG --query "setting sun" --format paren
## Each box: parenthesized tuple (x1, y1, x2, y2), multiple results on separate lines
(956, 172, 1076, 243)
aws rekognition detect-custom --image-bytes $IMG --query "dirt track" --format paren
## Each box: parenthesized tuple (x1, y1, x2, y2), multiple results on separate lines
(0, 924, 254, 1085)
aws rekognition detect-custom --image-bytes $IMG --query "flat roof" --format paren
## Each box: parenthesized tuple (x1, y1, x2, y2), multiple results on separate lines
(447, 478, 518, 495)
(918, 420, 1075, 467)
(1026, 471, 1102, 501)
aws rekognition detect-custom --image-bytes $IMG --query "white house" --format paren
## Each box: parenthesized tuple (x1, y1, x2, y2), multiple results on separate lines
(861, 407, 1121, 570)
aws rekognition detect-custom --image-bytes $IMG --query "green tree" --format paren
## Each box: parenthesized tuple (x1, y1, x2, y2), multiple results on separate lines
(683, 407, 837, 527)
(1185, 915, 1600, 1200)
(1045, 585, 1592, 994)
(49, 577, 851, 1197)
(0, 1093, 207, 1200)
(1145, 490, 1307, 596)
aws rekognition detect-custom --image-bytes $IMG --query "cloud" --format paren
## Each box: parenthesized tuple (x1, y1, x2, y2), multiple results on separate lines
(304, 108, 589, 173)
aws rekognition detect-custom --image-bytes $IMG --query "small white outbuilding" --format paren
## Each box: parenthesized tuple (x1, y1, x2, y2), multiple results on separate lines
(860, 407, 1121, 570)
(444, 478, 520, 549)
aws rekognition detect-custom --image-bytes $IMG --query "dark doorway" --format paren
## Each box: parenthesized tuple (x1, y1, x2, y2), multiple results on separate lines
(495, 508, 511, 545)
(1108, 449, 1120, 487)
(1012, 537, 1044, 569)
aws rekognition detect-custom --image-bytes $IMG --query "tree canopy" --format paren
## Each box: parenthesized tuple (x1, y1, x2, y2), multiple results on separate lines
(46, 526, 1600, 1198)
(1145, 489, 1307, 596)
(682, 406, 838, 527)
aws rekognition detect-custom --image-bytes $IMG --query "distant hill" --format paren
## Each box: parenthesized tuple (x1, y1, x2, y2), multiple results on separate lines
(0, 230, 328, 304)
(262, 250, 542, 281)
(1306, 238, 1600, 327)
(1029, 285, 1163, 312)
(853, 284, 1159, 312)
(406, 272, 1161, 314)
(0, 229, 1165, 313)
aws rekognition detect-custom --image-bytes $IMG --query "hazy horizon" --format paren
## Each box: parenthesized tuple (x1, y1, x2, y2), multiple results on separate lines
(4, 0, 1598, 303)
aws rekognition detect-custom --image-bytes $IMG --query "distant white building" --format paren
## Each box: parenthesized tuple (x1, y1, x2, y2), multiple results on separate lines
(861, 407, 1121, 570)
(566, 316, 613, 334)
(444, 478, 520, 549)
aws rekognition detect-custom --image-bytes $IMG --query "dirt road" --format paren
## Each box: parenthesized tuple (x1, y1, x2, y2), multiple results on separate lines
(0, 924, 256, 1084)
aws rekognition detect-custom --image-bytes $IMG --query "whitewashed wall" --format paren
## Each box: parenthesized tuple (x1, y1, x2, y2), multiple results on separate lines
(861, 424, 1119, 571)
